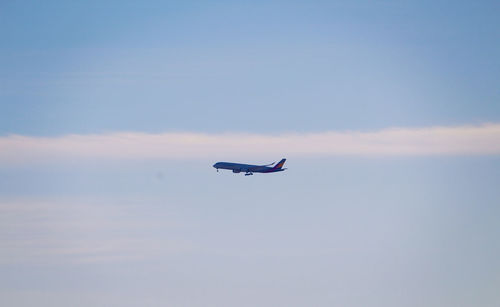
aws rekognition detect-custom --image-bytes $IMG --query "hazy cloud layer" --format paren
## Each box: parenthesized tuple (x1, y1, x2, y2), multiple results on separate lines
(0, 198, 193, 264)
(1, 124, 500, 164)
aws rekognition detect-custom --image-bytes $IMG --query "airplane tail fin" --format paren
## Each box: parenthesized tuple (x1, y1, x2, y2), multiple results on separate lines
(273, 158, 286, 169)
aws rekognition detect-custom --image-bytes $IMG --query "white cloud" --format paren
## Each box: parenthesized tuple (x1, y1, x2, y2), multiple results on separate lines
(1, 123, 500, 165)
(0, 199, 194, 264)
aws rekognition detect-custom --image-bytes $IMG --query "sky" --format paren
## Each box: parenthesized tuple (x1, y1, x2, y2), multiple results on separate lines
(1, 1, 500, 306)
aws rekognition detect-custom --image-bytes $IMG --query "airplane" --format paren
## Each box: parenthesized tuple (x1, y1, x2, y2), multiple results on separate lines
(213, 158, 287, 176)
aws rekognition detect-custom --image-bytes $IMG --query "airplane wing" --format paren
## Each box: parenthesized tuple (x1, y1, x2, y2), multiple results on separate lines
(248, 164, 275, 172)
(249, 161, 280, 171)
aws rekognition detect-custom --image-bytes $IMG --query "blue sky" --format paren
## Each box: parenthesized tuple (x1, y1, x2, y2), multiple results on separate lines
(1, 0, 499, 135)
(1, 1, 500, 306)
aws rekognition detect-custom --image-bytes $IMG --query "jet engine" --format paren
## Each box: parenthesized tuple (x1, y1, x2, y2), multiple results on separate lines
(232, 169, 241, 173)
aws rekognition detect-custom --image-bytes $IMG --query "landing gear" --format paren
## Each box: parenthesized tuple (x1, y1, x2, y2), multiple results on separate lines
(216, 168, 219, 172)
(245, 172, 253, 176)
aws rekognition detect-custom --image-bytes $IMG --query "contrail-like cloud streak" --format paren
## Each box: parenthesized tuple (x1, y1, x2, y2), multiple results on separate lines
(1, 124, 500, 165)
